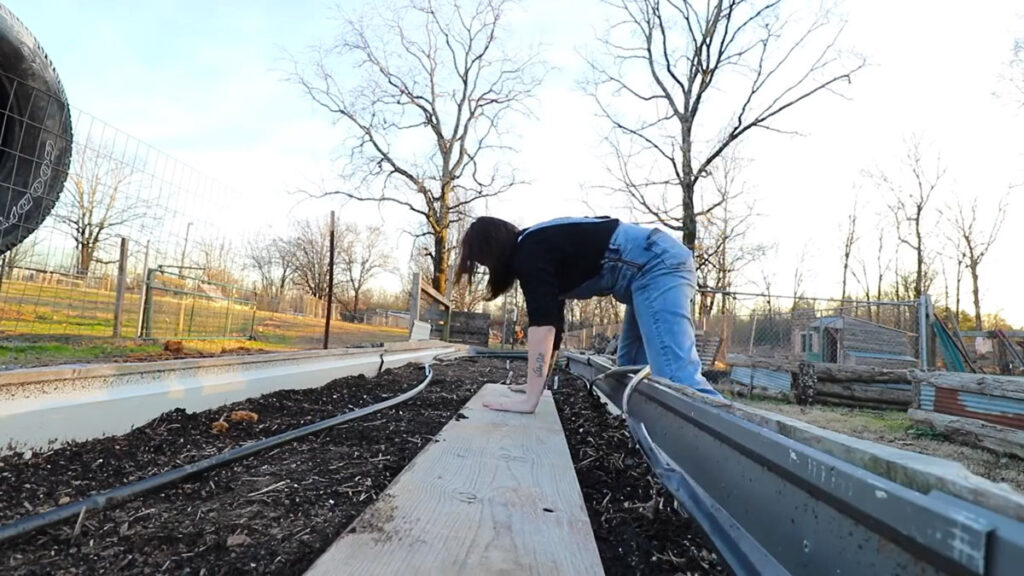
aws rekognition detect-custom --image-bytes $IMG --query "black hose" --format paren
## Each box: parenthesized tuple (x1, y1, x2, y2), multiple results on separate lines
(0, 364, 435, 544)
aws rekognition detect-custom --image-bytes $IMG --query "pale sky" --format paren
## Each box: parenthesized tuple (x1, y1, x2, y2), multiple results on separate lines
(7, 0, 1024, 325)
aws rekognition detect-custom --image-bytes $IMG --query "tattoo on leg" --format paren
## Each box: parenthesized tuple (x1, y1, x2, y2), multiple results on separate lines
(532, 353, 544, 377)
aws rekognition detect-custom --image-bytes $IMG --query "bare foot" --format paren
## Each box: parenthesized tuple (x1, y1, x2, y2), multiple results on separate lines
(509, 384, 527, 394)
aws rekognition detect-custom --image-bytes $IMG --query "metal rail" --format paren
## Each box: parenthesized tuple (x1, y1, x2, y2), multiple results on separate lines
(0, 364, 435, 544)
(564, 352, 1024, 576)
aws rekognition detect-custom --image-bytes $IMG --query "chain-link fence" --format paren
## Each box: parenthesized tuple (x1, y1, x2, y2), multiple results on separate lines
(700, 291, 922, 369)
(560, 290, 925, 370)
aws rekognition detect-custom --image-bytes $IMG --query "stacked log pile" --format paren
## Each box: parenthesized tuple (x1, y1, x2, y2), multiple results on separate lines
(726, 354, 913, 409)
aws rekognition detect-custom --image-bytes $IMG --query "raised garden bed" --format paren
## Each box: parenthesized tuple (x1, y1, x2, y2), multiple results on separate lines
(1, 356, 725, 575)
(553, 373, 724, 575)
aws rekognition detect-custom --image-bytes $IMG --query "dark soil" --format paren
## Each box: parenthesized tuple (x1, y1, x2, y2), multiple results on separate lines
(1, 356, 724, 575)
(0, 358, 506, 575)
(553, 371, 725, 576)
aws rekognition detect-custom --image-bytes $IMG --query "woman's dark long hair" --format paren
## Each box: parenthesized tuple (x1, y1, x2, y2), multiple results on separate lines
(455, 216, 520, 300)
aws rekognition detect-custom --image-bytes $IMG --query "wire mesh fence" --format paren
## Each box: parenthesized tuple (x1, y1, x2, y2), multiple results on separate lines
(1, 77, 398, 348)
(701, 291, 921, 369)
(561, 290, 924, 370)
(141, 268, 257, 340)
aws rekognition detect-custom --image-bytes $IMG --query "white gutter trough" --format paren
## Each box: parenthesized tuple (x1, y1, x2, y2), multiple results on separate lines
(0, 340, 459, 455)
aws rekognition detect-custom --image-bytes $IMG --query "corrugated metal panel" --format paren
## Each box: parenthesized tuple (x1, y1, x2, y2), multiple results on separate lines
(845, 351, 916, 362)
(920, 384, 1024, 431)
(730, 366, 791, 393)
(919, 385, 935, 411)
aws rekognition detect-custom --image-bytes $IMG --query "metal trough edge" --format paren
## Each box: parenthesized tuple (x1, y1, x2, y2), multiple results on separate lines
(564, 352, 1024, 576)
(1, 341, 461, 454)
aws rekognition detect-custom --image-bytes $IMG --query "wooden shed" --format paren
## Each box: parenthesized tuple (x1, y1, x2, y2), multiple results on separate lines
(794, 315, 917, 369)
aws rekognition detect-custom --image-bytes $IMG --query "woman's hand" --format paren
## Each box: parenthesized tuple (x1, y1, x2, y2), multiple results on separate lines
(485, 325, 556, 414)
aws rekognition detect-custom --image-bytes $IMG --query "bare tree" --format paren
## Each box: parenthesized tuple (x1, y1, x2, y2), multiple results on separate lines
(873, 138, 945, 300)
(286, 217, 337, 301)
(292, 0, 542, 294)
(246, 235, 294, 310)
(335, 223, 393, 315)
(1009, 38, 1024, 106)
(946, 194, 1008, 330)
(587, 0, 863, 249)
(694, 153, 769, 319)
(54, 142, 143, 275)
(839, 198, 858, 301)
(195, 237, 240, 286)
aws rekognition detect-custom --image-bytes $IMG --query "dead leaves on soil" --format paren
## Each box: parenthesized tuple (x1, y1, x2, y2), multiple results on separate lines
(210, 410, 260, 434)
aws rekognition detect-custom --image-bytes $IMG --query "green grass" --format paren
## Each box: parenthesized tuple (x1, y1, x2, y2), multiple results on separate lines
(0, 278, 411, 367)
(0, 341, 164, 367)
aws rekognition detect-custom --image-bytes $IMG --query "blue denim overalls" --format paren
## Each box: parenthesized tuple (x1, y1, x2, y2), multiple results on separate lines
(521, 218, 720, 396)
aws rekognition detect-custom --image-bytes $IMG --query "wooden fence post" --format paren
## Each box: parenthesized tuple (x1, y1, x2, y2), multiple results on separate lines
(112, 238, 129, 338)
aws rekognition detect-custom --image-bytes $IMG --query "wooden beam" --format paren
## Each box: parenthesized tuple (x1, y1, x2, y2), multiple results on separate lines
(306, 385, 603, 576)
(908, 408, 1024, 460)
(419, 279, 450, 308)
(814, 382, 913, 406)
(910, 372, 1024, 401)
(726, 354, 913, 383)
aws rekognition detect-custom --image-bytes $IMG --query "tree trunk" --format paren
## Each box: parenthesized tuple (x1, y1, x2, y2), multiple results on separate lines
(77, 244, 94, 276)
(680, 155, 697, 250)
(915, 213, 924, 299)
(970, 262, 982, 330)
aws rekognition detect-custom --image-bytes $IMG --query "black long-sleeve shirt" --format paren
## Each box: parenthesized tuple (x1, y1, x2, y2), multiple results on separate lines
(512, 217, 620, 339)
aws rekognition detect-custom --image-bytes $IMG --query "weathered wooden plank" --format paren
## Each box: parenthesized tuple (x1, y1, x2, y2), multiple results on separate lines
(910, 372, 1024, 400)
(814, 381, 913, 406)
(305, 384, 603, 576)
(727, 354, 912, 383)
(908, 408, 1024, 459)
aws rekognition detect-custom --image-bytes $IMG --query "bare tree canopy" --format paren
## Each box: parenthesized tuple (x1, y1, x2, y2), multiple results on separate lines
(335, 223, 393, 315)
(840, 197, 858, 302)
(246, 235, 294, 311)
(292, 0, 543, 294)
(286, 217, 337, 301)
(53, 141, 143, 275)
(946, 193, 1009, 330)
(873, 138, 944, 301)
(1010, 38, 1024, 106)
(695, 152, 769, 318)
(587, 0, 863, 249)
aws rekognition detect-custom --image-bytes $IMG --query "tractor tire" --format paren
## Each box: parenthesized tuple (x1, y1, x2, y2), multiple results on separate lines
(0, 3, 72, 256)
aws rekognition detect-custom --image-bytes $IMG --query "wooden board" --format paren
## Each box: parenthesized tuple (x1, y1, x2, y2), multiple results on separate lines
(726, 354, 913, 383)
(910, 372, 1024, 401)
(908, 408, 1024, 459)
(814, 381, 913, 406)
(305, 384, 603, 576)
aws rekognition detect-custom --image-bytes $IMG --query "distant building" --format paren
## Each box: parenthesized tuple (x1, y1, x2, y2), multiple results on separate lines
(793, 315, 916, 368)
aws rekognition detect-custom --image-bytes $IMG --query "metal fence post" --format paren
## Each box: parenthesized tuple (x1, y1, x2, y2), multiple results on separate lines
(408, 271, 422, 339)
(136, 241, 150, 338)
(323, 210, 335, 350)
(142, 267, 157, 339)
(918, 294, 932, 370)
(112, 237, 129, 338)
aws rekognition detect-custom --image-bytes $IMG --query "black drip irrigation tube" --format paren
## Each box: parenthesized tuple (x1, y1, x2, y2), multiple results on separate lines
(0, 363, 435, 545)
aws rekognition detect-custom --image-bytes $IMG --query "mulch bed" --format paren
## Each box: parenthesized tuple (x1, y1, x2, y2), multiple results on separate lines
(1, 355, 724, 575)
(0, 359, 503, 575)
(553, 371, 725, 576)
